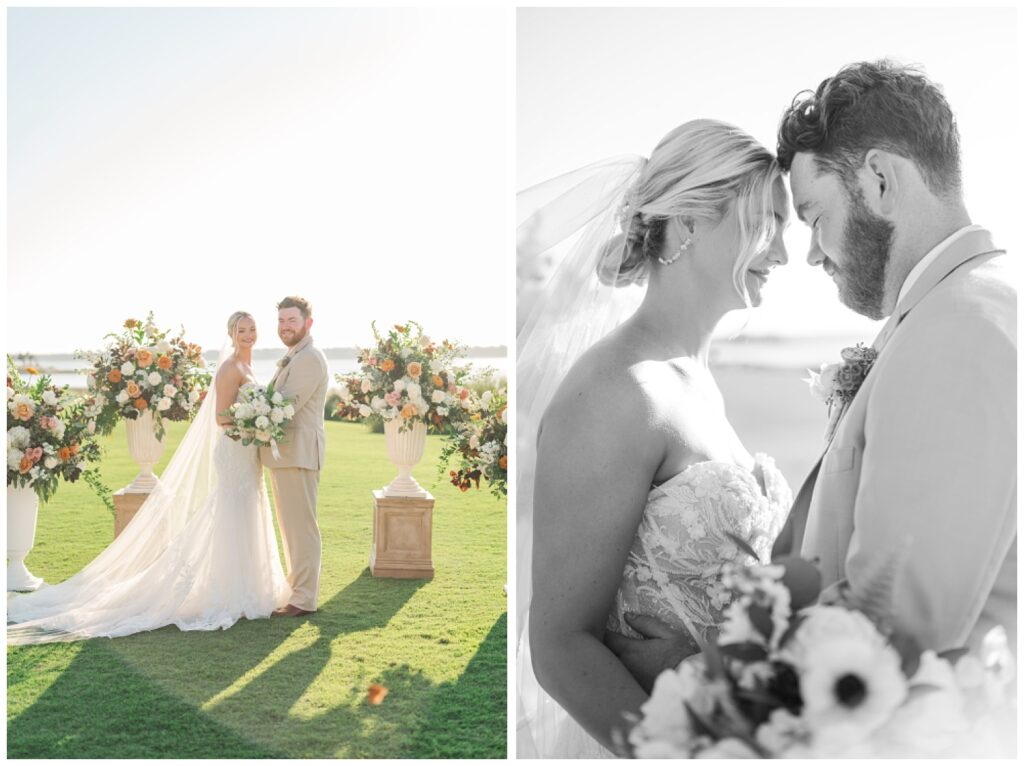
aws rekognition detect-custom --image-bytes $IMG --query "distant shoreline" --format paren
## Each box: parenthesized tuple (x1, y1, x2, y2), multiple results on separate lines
(9, 346, 509, 363)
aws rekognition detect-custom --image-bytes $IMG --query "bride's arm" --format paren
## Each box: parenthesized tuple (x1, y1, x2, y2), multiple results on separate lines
(214, 364, 241, 427)
(529, 371, 665, 751)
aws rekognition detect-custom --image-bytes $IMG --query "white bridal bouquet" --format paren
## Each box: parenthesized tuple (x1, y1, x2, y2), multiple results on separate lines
(221, 383, 295, 456)
(623, 538, 1015, 758)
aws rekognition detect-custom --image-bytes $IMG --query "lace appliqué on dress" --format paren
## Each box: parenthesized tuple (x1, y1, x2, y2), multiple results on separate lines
(608, 453, 791, 649)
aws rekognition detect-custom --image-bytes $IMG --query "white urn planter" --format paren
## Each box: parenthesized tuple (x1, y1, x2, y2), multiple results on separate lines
(382, 419, 429, 498)
(125, 410, 165, 493)
(7, 485, 44, 592)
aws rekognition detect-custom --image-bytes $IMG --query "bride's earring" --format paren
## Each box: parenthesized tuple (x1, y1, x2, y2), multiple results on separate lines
(658, 236, 692, 266)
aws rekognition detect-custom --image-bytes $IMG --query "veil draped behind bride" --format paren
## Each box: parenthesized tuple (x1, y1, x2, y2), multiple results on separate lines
(7, 346, 288, 644)
(516, 156, 650, 756)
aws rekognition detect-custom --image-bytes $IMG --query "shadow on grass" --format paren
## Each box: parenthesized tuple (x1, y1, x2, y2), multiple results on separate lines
(7, 641, 277, 759)
(405, 612, 507, 758)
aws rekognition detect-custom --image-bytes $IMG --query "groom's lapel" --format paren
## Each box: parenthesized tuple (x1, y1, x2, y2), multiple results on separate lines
(777, 229, 1003, 560)
(873, 228, 1002, 354)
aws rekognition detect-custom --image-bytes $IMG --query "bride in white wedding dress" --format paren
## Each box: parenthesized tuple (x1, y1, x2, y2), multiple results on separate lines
(517, 120, 793, 757)
(7, 312, 290, 644)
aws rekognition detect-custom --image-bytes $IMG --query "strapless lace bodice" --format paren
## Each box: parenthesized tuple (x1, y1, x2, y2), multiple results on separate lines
(607, 453, 791, 651)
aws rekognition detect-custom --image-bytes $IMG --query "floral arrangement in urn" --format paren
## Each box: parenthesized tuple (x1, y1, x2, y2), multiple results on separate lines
(334, 321, 475, 432)
(440, 387, 507, 497)
(78, 313, 211, 439)
(623, 540, 1015, 758)
(6, 357, 106, 505)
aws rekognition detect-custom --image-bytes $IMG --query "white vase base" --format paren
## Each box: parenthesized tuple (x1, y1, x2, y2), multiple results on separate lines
(383, 477, 429, 498)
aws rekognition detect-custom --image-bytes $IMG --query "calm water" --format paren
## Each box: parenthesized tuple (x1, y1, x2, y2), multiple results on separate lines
(27, 355, 507, 390)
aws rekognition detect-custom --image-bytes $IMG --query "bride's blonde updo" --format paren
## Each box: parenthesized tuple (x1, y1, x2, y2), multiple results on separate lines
(227, 311, 254, 341)
(597, 119, 781, 295)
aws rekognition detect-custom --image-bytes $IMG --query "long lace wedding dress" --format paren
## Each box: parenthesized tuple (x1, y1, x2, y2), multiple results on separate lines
(7, 368, 290, 644)
(519, 454, 791, 757)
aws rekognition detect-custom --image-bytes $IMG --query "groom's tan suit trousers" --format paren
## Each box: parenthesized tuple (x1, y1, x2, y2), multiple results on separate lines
(774, 229, 1016, 654)
(261, 334, 329, 612)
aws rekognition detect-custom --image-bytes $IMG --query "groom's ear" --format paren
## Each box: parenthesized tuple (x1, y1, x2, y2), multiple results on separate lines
(859, 149, 900, 217)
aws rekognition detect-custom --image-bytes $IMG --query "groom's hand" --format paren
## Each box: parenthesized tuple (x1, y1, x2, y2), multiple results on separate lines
(604, 613, 697, 694)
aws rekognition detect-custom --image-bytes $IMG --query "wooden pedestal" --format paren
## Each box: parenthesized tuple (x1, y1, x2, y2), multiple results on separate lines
(369, 490, 434, 579)
(113, 489, 149, 538)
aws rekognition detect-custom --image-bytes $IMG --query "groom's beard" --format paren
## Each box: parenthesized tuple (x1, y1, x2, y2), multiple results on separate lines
(831, 188, 894, 321)
(279, 324, 308, 347)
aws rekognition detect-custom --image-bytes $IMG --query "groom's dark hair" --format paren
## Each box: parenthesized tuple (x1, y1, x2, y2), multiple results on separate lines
(776, 59, 962, 198)
(278, 295, 312, 319)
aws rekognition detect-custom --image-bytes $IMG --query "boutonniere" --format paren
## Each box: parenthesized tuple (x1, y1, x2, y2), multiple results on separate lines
(806, 343, 878, 415)
(276, 356, 291, 369)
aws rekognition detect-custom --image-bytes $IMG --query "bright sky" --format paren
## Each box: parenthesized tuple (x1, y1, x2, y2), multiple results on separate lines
(518, 6, 1019, 339)
(8, 7, 509, 355)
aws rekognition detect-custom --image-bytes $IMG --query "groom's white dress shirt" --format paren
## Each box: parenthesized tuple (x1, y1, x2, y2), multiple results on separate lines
(775, 227, 1017, 653)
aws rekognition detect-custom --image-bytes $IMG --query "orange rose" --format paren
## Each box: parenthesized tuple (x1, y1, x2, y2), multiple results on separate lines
(125, 381, 141, 398)
(19, 456, 33, 474)
(400, 403, 418, 419)
(134, 398, 148, 410)
(69, 443, 80, 456)
(380, 359, 395, 373)
(14, 401, 34, 421)
(107, 369, 123, 383)
(58, 447, 72, 462)
(156, 355, 173, 370)
(136, 349, 154, 367)
(367, 683, 389, 705)
(432, 374, 444, 388)
(124, 319, 139, 329)
(459, 388, 470, 401)
(499, 455, 508, 470)
(406, 361, 422, 378)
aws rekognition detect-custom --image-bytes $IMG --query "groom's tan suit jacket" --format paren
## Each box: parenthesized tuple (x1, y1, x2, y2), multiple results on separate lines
(260, 334, 329, 611)
(774, 228, 1016, 653)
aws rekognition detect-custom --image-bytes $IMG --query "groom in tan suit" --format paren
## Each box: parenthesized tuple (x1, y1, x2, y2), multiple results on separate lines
(608, 60, 1015, 689)
(262, 296, 329, 617)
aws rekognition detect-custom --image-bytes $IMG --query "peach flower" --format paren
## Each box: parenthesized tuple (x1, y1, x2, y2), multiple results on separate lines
(14, 400, 34, 421)
(380, 359, 395, 373)
(125, 381, 142, 398)
(400, 403, 418, 419)
(107, 369, 123, 383)
(19, 456, 33, 474)
(406, 361, 422, 378)
(499, 455, 508, 470)
(136, 349, 154, 367)
(58, 447, 72, 462)
(156, 355, 173, 370)
(134, 398, 148, 410)
(432, 374, 444, 388)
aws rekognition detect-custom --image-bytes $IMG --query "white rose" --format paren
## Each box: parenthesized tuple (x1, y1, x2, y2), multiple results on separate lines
(469, 434, 480, 450)
(370, 397, 385, 412)
(282, 404, 295, 419)
(254, 400, 271, 416)
(500, 408, 507, 424)
(431, 389, 446, 404)
(270, 408, 285, 424)
(235, 403, 255, 420)
(418, 334, 431, 348)
(116, 390, 130, 405)
(44, 457, 59, 470)
(8, 450, 23, 471)
(155, 339, 172, 354)
(121, 361, 135, 376)
(42, 390, 58, 406)
(437, 406, 449, 416)
(255, 415, 270, 429)
(358, 404, 373, 418)
(360, 378, 373, 393)
(52, 419, 66, 440)
(148, 371, 162, 386)
(8, 426, 31, 450)
(806, 363, 840, 403)
(189, 390, 200, 403)
(163, 384, 177, 397)
(157, 397, 173, 411)
(481, 390, 493, 407)
(399, 347, 412, 359)
(271, 391, 283, 404)
(393, 379, 406, 392)
(407, 383, 422, 400)
(88, 420, 96, 434)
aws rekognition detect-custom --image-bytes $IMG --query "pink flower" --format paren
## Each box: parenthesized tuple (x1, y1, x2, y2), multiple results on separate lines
(27, 447, 43, 463)
(385, 391, 402, 407)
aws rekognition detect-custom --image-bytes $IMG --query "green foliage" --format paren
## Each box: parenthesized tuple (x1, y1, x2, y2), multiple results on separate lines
(8, 420, 506, 758)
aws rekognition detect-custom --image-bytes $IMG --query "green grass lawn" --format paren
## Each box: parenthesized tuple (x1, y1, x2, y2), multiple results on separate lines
(7, 420, 507, 758)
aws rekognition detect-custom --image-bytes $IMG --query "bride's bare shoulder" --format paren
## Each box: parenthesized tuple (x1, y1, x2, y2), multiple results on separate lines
(214, 356, 244, 383)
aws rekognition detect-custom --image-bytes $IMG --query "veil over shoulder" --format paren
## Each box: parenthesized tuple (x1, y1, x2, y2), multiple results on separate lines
(516, 155, 649, 757)
(7, 347, 289, 644)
